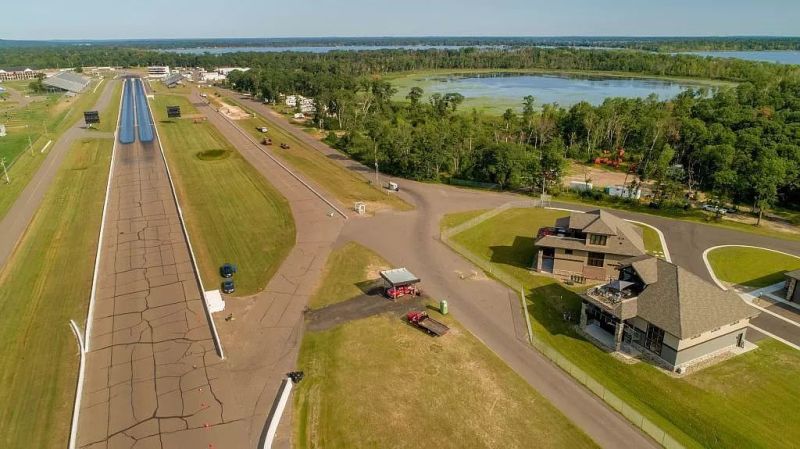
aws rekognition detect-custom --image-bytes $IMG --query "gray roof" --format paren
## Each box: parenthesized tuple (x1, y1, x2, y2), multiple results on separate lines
(379, 268, 420, 286)
(785, 269, 800, 281)
(540, 209, 645, 257)
(621, 255, 758, 339)
(163, 73, 184, 86)
(42, 71, 91, 93)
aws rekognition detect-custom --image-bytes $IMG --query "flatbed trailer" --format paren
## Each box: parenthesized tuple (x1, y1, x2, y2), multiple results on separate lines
(407, 311, 449, 336)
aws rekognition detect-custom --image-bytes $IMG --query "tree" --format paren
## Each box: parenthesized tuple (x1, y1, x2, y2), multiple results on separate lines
(750, 155, 786, 225)
(406, 86, 424, 107)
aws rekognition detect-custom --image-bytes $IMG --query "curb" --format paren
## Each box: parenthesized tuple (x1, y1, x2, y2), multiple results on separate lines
(625, 219, 671, 262)
(702, 244, 800, 291)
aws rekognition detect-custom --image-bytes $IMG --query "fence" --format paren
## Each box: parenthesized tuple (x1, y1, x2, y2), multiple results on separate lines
(441, 215, 687, 449)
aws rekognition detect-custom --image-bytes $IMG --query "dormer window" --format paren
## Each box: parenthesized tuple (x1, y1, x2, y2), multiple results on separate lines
(589, 234, 608, 246)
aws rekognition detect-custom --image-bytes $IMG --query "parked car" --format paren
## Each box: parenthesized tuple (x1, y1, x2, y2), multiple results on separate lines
(222, 279, 235, 294)
(701, 203, 727, 215)
(220, 263, 237, 278)
(258, 126, 268, 133)
(387, 181, 400, 192)
(280, 143, 290, 149)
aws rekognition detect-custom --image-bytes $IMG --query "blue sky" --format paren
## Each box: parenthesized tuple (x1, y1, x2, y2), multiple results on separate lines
(2, 0, 799, 40)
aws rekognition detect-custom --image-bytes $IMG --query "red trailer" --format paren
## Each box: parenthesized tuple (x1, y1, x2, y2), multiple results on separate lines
(407, 311, 449, 336)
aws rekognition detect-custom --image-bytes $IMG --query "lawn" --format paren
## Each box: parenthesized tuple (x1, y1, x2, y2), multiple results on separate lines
(218, 95, 412, 213)
(707, 246, 800, 288)
(94, 79, 122, 133)
(0, 77, 109, 219)
(634, 223, 665, 257)
(445, 207, 800, 449)
(294, 242, 598, 449)
(309, 242, 390, 309)
(439, 209, 488, 231)
(150, 93, 295, 296)
(0, 137, 112, 449)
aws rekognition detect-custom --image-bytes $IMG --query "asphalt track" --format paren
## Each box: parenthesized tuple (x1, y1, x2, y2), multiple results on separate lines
(0, 78, 117, 269)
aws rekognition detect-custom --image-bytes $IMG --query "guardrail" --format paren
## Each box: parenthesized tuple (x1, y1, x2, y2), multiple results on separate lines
(441, 209, 686, 449)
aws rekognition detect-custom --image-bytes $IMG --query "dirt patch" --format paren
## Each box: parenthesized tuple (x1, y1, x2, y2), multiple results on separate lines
(196, 149, 231, 161)
(218, 101, 251, 120)
(563, 162, 638, 189)
(306, 292, 424, 332)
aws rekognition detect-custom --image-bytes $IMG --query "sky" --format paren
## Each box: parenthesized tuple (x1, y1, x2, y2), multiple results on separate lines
(2, 0, 799, 40)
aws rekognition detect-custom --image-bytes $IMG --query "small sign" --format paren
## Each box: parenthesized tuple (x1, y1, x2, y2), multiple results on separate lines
(167, 106, 181, 118)
(83, 111, 100, 125)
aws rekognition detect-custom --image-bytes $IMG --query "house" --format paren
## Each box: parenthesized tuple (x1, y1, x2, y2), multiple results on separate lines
(784, 269, 800, 303)
(535, 209, 645, 282)
(580, 255, 758, 371)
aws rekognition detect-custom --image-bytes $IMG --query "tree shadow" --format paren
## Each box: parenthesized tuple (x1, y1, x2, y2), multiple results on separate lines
(355, 279, 383, 296)
(489, 236, 537, 270)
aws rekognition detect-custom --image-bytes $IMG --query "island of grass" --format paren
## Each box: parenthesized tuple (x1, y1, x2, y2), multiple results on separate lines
(294, 242, 598, 449)
(707, 246, 800, 288)
(442, 207, 800, 449)
(215, 93, 412, 213)
(0, 137, 112, 447)
(150, 94, 295, 296)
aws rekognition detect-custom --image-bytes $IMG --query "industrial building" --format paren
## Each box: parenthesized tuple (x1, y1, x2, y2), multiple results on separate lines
(42, 71, 92, 93)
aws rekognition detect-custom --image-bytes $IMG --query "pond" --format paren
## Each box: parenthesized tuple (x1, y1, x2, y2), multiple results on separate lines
(390, 72, 715, 113)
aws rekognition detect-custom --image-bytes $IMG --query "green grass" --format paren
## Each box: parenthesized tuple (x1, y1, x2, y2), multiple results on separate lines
(439, 209, 488, 231)
(0, 78, 109, 219)
(634, 223, 665, 257)
(95, 79, 122, 133)
(151, 94, 295, 296)
(707, 247, 800, 288)
(309, 242, 390, 309)
(0, 137, 112, 449)
(219, 95, 412, 213)
(294, 242, 598, 449)
(445, 207, 800, 449)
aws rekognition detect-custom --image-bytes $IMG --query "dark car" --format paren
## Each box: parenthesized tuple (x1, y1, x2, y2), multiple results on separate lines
(220, 263, 237, 278)
(222, 279, 235, 294)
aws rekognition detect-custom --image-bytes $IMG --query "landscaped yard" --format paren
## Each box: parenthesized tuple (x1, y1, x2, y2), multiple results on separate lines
(151, 93, 295, 296)
(218, 94, 412, 213)
(707, 246, 800, 288)
(634, 223, 665, 257)
(294, 242, 598, 449)
(0, 137, 112, 449)
(445, 207, 800, 449)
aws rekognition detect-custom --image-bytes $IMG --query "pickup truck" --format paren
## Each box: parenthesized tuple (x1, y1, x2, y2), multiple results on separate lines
(406, 311, 449, 336)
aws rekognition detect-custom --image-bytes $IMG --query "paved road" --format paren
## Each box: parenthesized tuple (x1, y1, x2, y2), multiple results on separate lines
(0, 79, 117, 269)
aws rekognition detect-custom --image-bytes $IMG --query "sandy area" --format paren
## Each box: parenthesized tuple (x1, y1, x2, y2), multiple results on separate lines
(218, 101, 251, 120)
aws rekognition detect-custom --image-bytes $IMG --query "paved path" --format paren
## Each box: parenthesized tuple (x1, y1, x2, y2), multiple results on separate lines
(187, 90, 345, 448)
(0, 79, 117, 268)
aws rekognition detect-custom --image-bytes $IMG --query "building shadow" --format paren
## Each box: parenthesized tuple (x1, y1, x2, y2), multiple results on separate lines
(527, 282, 584, 339)
(489, 236, 537, 269)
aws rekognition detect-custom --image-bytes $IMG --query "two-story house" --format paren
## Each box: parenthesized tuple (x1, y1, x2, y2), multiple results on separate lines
(535, 209, 645, 282)
(580, 255, 758, 371)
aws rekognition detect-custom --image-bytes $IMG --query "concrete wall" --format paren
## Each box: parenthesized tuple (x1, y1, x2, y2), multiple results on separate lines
(673, 328, 746, 366)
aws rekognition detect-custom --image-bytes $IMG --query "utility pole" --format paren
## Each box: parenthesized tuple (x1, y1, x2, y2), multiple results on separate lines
(1, 158, 9, 183)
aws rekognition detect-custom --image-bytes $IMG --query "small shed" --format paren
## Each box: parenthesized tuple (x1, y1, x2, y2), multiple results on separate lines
(785, 270, 800, 303)
(379, 268, 421, 299)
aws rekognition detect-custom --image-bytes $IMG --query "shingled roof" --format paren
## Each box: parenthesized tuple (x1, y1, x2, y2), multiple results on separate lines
(539, 209, 646, 257)
(621, 255, 758, 339)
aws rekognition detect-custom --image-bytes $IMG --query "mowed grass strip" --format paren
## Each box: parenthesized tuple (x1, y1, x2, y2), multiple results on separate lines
(634, 223, 665, 257)
(218, 95, 411, 212)
(446, 207, 800, 449)
(707, 246, 800, 288)
(0, 77, 110, 219)
(0, 137, 112, 449)
(309, 242, 390, 309)
(151, 94, 295, 296)
(294, 242, 598, 449)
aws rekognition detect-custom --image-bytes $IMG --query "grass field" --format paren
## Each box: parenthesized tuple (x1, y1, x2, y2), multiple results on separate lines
(150, 93, 295, 296)
(0, 77, 110, 219)
(95, 79, 122, 133)
(218, 94, 412, 213)
(0, 137, 112, 449)
(445, 207, 800, 449)
(294, 242, 598, 449)
(707, 246, 800, 288)
(309, 242, 390, 309)
(634, 223, 665, 257)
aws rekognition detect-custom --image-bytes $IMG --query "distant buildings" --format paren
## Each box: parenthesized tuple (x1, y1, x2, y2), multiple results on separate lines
(147, 66, 170, 79)
(194, 67, 250, 84)
(285, 94, 316, 113)
(42, 71, 91, 93)
(0, 67, 43, 81)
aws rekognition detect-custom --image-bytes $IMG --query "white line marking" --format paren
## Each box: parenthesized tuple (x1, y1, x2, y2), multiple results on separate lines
(40, 140, 52, 153)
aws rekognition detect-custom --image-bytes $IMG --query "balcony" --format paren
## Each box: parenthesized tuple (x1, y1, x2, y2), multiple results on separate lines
(583, 282, 639, 319)
(536, 227, 586, 242)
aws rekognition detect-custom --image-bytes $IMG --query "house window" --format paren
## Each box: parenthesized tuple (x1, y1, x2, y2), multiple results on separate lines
(645, 323, 665, 356)
(565, 249, 573, 255)
(587, 252, 605, 267)
(589, 234, 608, 246)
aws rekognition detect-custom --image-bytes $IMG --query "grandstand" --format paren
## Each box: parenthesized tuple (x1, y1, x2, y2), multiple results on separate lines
(42, 71, 91, 93)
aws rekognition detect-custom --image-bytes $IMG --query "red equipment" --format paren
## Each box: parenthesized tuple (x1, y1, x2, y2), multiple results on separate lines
(386, 284, 419, 299)
(406, 311, 449, 336)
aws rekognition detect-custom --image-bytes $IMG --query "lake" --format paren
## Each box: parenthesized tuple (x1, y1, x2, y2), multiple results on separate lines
(684, 50, 800, 65)
(391, 73, 713, 113)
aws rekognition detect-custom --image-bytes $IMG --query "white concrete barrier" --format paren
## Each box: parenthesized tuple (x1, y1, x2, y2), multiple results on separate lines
(262, 377, 293, 449)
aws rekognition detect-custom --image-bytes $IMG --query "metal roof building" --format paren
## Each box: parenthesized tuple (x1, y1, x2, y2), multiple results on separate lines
(42, 71, 91, 93)
(163, 73, 184, 88)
